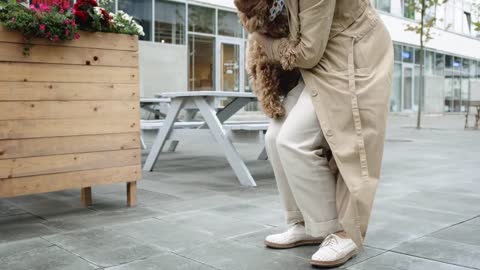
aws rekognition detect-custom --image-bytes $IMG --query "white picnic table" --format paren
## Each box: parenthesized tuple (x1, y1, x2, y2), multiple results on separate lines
(142, 91, 265, 187)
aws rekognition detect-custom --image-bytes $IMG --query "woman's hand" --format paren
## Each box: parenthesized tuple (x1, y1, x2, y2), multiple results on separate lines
(251, 32, 275, 59)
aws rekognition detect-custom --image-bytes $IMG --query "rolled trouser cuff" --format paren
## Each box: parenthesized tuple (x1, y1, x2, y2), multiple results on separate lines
(305, 218, 343, 238)
(285, 210, 304, 225)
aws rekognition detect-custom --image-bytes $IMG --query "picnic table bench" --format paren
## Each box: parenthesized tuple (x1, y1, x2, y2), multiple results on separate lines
(141, 91, 269, 187)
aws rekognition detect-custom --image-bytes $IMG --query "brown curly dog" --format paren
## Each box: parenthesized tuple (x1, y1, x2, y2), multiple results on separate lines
(234, 0, 300, 119)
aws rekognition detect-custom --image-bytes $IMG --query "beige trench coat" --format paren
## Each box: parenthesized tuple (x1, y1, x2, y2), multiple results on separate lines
(269, 0, 393, 248)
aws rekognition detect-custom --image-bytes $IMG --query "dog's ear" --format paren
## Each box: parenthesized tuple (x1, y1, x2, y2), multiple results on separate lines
(238, 12, 264, 33)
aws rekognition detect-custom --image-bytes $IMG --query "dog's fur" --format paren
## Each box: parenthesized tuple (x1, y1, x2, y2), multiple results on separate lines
(234, 0, 300, 119)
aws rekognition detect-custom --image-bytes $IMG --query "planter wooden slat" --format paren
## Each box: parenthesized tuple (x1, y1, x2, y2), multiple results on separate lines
(0, 149, 140, 179)
(0, 42, 139, 67)
(0, 101, 139, 120)
(0, 117, 139, 140)
(0, 28, 141, 206)
(0, 133, 139, 160)
(0, 82, 138, 101)
(0, 26, 138, 51)
(0, 63, 138, 83)
(0, 165, 141, 198)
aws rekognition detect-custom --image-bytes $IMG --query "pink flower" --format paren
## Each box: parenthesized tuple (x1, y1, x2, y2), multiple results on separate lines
(64, 19, 71, 25)
(39, 24, 46, 32)
(74, 33, 80, 40)
(59, 9, 65, 14)
(65, 28, 70, 36)
(39, 4, 50, 12)
(52, 35, 60, 42)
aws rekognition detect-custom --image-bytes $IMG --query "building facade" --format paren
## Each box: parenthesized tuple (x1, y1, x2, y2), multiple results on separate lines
(19, 0, 480, 114)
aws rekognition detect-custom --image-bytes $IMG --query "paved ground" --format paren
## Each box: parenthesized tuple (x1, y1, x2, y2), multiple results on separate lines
(0, 114, 479, 270)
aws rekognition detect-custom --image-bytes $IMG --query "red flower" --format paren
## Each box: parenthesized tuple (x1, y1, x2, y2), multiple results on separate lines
(52, 35, 60, 42)
(39, 24, 46, 32)
(74, 33, 81, 40)
(74, 10, 88, 23)
(64, 28, 70, 36)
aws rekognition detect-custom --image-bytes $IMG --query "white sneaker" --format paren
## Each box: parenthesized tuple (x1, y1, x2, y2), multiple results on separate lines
(264, 223, 324, 249)
(310, 234, 358, 268)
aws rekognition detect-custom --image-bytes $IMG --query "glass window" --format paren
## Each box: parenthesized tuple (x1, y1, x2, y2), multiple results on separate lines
(118, 0, 153, 41)
(425, 51, 434, 75)
(477, 61, 480, 78)
(415, 48, 422, 65)
(188, 5, 215, 34)
(402, 46, 414, 63)
(375, 0, 391, 12)
(218, 10, 243, 38)
(434, 53, 444, 75)
(445, 55, 453, 69)
(462, 58, 470, 77)
(390, 63, 402, 112)
(188, 35, 215, 91)
(403, 0, 415, 19)
(394, 44, 402, 62)
(155, 0, 186, 44)
(453, 56, 462, 71)
(470, 60, 477, 78)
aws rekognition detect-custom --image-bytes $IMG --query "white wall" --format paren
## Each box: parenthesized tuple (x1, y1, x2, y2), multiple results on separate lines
(425, 75, 445, 113)
(380, 13, 480, 60)
(139, 42, 188, 98)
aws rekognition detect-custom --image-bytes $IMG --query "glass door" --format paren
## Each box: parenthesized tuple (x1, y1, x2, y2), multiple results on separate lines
(215, 37, 245, 92)
(402, 64, 414, 111)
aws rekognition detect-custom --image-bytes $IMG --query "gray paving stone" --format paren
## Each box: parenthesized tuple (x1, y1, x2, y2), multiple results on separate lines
(347, 252, 471, 270)
(105, 253, 217, 270)
(0, 214, 58, 243)
(157, 211, 269, 238)
(205, 203, 284, 227)
(147, 194, 244, 214)
(364, 199, 470, 249)
(10, 198, 96, 220)
(0, 238, 52, 259)
(0, 200, 27, 217)
(108, 218, 223, 252)
(44, 227, 164, 268)
(0, 245, 96, 270)
(92, 188, 182, 209)
(393, 236, 480, 269)
(44, 207, 166, 231)
(430, 222, 480, 246)
(178, 240, 311, 270)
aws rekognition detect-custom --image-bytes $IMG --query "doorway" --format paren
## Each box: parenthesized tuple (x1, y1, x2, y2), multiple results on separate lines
(215, 37, 245, 92)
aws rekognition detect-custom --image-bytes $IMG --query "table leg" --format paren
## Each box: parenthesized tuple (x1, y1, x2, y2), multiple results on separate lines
(143, 98, 185, 171)
(127, 181, 137, 207)
(194, 97, 257, 187)
(257, 147, 268, 160)
(216, 97, 254, 123)
(81, 187, 92, 207)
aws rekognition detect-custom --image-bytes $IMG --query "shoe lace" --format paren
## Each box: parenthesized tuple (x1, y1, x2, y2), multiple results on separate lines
(320, 234, 338, 248)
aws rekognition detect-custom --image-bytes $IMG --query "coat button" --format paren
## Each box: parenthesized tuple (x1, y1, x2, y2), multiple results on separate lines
(325, 129, 333, 137)
(311, 90, 318, 97)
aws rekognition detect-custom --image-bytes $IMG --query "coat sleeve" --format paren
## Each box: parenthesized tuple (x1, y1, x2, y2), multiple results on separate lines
(270, 0, 336, 70)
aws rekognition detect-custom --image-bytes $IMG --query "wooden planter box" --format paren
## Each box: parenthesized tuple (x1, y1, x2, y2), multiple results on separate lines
(0, 26, 141, 206)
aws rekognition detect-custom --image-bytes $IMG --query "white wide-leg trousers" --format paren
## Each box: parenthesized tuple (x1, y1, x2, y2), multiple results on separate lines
(265, 80, 343, 237)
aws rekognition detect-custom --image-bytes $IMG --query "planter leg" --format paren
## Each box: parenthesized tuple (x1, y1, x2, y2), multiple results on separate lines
(127, 181, 137, 207)
(81, 187, 93, 207)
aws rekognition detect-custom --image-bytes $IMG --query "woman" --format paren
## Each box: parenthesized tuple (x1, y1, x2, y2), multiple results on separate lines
(251, 0, 393, 267)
